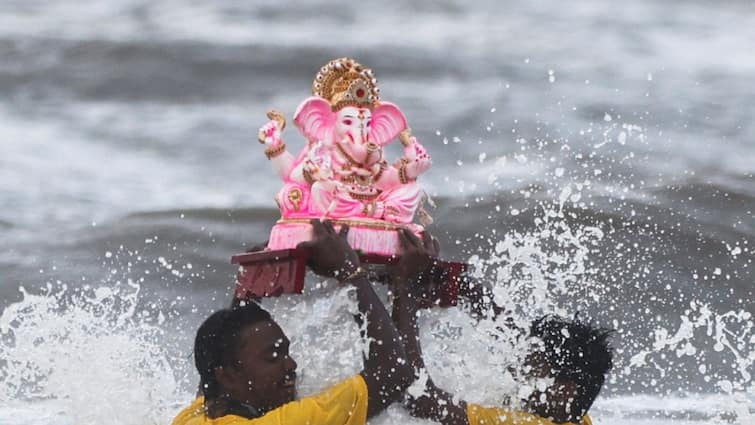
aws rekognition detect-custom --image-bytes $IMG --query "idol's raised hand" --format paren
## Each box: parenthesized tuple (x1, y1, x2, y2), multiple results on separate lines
(258, 110, 286, 147)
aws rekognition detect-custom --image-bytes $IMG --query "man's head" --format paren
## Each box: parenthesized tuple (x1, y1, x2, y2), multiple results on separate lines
(522, 315, 613, 423)
(194, 302, 298, 414)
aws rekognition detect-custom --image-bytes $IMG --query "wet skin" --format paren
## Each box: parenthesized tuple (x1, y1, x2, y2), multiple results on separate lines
(216, 320, 298, 413)
(521, 351, 578, 423)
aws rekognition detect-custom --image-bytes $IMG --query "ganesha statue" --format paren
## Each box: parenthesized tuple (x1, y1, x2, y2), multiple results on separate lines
(257, 57, 432, 255)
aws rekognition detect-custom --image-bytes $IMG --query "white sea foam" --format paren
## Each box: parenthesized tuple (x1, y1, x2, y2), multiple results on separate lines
(0, 283, 184, 425)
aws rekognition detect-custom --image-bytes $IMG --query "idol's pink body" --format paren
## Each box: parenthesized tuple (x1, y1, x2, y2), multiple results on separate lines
(257, 59, 432, 255)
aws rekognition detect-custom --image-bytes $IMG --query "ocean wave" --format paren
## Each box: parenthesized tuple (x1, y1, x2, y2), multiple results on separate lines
(594, 392, 755, 423)
(120, 206, 280, 223)
(0, 36, 467, 102)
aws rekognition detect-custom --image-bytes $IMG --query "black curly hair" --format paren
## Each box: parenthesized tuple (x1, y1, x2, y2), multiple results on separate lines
(530, 315, 614, 419)
(194, 302, 273, 401)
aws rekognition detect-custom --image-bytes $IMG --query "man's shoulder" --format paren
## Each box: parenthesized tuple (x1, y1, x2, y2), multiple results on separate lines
(171, 397, 206, 425)
(271, 375, 368, 425)
(170, 398, 256, 425)
(467, 403, 591, 425)
(172, 377, 368, 425)
(287, 374, 368, 409)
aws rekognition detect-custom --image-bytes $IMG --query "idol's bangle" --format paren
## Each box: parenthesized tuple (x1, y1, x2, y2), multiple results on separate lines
(373, 160, 388, 182)
(398, 162, 416, 185)
(265, 143, 286, 159)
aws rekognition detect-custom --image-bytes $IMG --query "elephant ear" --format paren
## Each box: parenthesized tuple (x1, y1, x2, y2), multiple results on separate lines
(369, 101, 407, 146)
(294, 96, 335, 143)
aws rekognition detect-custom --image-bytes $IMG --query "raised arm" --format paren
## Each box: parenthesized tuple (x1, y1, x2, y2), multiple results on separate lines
(374, 130, 432, 191)
(259, 112, 298, 180)
(298, 219, 414, 418)
(391, 229, 469, 425)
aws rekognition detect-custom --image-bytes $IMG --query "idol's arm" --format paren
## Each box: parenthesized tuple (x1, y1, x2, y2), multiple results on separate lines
(259, 114, 298, 180)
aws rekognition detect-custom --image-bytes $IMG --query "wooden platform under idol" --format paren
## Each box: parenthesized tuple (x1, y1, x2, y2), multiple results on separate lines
(231, 248, 466, 307)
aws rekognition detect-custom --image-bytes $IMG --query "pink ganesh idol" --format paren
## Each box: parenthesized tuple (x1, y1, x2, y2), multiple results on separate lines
(231, 57, 465, 302)
(258, 57, 432, 255)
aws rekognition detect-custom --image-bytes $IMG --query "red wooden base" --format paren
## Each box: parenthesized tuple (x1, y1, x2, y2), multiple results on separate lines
(231, 248, 467, 307)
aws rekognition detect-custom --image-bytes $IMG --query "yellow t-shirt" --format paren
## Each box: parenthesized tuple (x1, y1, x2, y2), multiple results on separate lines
(467, 404, 592, 425)
(172, 375, 368, 425)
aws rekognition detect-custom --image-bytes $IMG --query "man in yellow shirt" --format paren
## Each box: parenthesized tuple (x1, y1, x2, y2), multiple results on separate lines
(391, 229, 614, 425)
(172, 219, 419, 425)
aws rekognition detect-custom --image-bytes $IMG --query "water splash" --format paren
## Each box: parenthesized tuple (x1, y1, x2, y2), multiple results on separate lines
(470, 202, 605, 324)
(1, 202, 752, 424)
(622, 301, 754, 424)
(0, 282, 183, 425)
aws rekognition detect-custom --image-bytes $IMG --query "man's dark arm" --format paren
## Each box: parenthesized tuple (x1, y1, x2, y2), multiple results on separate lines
(299, 220, 413, 418)
(391, 230, 469, 425)
(351, 271, 414, 417)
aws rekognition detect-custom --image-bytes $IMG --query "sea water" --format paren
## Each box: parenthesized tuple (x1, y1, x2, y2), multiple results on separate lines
(1, 0, 754, 423)
(1, 205, 752, 424)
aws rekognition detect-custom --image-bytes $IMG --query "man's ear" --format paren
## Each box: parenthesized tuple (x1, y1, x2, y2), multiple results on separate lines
(214, 366, 236, 395)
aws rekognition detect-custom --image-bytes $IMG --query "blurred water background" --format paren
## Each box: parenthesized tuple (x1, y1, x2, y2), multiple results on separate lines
(0, 1, 753, 424)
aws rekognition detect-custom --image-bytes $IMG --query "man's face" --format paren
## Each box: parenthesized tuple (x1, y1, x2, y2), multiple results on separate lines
(521, 351, 576, 423)
(221, 320, 298, 411)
